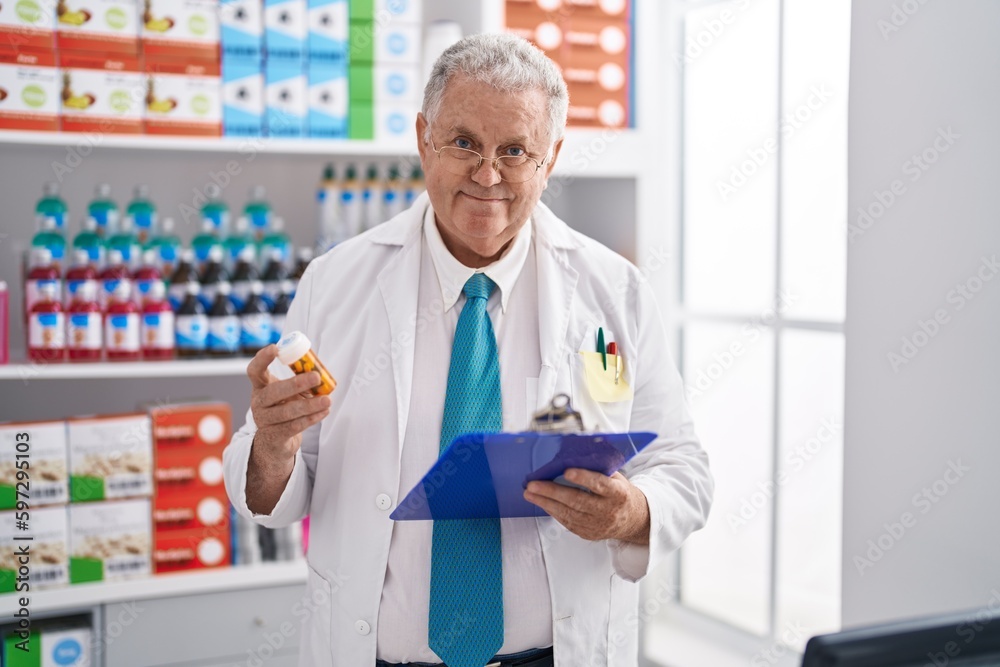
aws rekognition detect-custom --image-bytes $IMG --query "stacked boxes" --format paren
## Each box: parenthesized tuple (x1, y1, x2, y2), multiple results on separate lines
(348, 0, 421, 140)
(150, 402, 232, 574)
(265, 0, 307, 136)
(221, 0, 265, 135)
(2, 623, 91, 666)
(0, 421, 69, 508)
(0, 506, 69, 591)
(505, 0, 632, 128)
(307, 0, 348, 138)
(0, 1, 59, 131)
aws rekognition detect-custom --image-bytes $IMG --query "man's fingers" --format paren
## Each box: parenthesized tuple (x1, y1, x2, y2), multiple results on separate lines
(256, 395, 332, 427)
(256, 372, 323, 410)
(259, 408, 330, 445)
(525, 480, 600, 515)
(247, 345, 280, 389)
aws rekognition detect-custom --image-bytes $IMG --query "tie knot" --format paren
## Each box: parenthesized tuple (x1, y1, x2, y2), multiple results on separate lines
(463, 273, 496, 301)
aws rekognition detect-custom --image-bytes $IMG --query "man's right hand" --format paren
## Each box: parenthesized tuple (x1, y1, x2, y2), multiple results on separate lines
(244, 345, 332, 515)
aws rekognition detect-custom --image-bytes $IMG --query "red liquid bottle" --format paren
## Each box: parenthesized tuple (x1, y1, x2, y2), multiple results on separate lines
(64, 248, 98, 307)
(67, 280, 103, 362)
(24, 247, 62, 324)
(133, 249, 163, 305)
(98, 249, 131, 312)
(28, 282, 65, 362)
(141, 281, 175, 361)
(104, 280, 140, 361)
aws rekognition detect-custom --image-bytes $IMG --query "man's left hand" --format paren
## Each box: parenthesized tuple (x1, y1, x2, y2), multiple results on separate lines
(523, 469, 650, 545)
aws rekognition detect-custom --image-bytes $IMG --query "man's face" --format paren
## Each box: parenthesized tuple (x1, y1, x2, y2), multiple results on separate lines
(416, 74, 563, 267)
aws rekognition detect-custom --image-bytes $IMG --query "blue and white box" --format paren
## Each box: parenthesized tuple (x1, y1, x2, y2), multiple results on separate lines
(375, 64, 419, 102)
(223, 58, 264, 136)
(375, 23, 421, 64)
(376, 0, 422, 25)
(266, 58, 307, 137)
(308, 0, 348, 62)
(221, 0, 264, 59)
(308, 60, 347, 138)
(375, 102, 417, 141)
(265, 0, 308, 61)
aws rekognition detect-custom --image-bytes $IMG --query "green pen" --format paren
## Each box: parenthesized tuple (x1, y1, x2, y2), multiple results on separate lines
(597, 327, 607, 370)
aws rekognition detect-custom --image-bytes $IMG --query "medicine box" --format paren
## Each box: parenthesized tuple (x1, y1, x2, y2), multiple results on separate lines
(307, 0, 348, 62)
(69, 498, 151, 583)
(67, 413, 152, 502)
(265, 0, 307, 61)
(0, 47, 60, 132)
(307, 59, 347, 138)
(0, 505, 69, 592)
(221, 0, 264, 59)
(222, 56, 264, 136)
(351, 0, 422, 23)
(143, 56, 222, 136)
(0, 421, 68, 508)
(153, 492, 228, 532)
(153, 526, 230, 573)
(2, 625, 91, 667)
(141, 0, 220, 61)
(58, 51, 144, 134)
(348, 100, 416, 141)
(349, 21, 420, 64)
(265, 58, 306, 137)
(0, 0, 56, 50)
(348, 64, 419, 103)
(55, 0, 139, 56)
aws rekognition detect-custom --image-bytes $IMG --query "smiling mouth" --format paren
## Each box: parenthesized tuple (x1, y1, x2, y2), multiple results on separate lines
(462, 192, 507, 202)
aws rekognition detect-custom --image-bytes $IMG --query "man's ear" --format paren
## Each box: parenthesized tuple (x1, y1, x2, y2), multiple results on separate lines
(542, 136, 565, 185)
(415, 112, 429, 164)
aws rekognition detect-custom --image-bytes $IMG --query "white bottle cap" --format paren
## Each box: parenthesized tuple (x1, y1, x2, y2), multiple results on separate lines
(113, 280, 132, 300)
(276, 331, 311, 365)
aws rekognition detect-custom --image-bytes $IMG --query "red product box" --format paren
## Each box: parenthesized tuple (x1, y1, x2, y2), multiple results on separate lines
(153, 526, 230, 574)
(55, 0, 140, 56)
(153, 490, 229, 533)
(58, 50, 144, 134)
(152, 402, 230, 497)
(143, 55, 222, 137)
(0, 45, 59, 132)
(0, 0, 56, 51)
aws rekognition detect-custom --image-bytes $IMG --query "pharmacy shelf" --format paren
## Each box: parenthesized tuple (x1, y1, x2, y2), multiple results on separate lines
(0, 560, 307, 616)
(0, 128, 644, 177)
(0, 357, 249, 381)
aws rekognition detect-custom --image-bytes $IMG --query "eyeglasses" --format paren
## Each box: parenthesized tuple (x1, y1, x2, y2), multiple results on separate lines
(429, 138, 548, 184)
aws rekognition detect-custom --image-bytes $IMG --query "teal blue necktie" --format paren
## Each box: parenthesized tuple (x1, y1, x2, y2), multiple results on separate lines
(428, 273, 504, 667)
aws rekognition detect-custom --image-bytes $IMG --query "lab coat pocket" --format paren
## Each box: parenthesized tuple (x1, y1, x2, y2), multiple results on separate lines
(302, 564, 334, 663)
(571, 352, 633, 433)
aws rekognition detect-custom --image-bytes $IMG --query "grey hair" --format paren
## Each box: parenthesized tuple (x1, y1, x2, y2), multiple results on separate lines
(421, 33, 569, 145)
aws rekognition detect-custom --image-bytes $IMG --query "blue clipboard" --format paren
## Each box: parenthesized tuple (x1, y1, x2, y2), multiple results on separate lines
(389, 431, 657, 520)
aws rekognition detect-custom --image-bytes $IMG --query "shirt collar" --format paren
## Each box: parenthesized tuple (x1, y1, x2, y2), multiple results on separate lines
(423, 204, 532, 314)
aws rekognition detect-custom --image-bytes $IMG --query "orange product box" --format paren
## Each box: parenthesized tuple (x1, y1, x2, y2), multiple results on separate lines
(503, 6, 565, 62)
(0, 0, 56, 50)
(58, 50, 144, 134)
(142, 0, 220, 61)
(150, 401, 231, 451)
(55, 0, 140, 56)
(153, 491, 229, 533)
(154, 447, 226, 496)
(0, 45, 59, 132)
(143, 55, 221, 136)
(153, 525, 231, 573)
(505, 0, 629, 21)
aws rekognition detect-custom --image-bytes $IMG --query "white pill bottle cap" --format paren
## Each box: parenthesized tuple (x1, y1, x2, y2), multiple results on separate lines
(276, 331, 312, 365)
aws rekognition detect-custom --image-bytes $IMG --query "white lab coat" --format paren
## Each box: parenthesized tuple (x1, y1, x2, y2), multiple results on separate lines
(223, 192, 713, 666)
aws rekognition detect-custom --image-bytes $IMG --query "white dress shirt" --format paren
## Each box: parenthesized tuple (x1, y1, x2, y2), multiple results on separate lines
(376, 206, 554, 661)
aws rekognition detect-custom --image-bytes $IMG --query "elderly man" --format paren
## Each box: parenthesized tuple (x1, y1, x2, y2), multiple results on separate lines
(223, 33, 712, 667)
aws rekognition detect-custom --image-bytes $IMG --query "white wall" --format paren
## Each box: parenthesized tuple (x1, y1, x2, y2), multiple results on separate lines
(844, 0, 1000, 628)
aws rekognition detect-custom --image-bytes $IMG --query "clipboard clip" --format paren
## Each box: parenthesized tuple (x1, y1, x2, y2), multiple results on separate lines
(530, 393, 587, 434)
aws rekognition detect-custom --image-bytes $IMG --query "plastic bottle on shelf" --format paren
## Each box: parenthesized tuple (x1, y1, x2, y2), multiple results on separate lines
(127, 185, 158, 245)
(293, 247, 312, 282)
(64, 249, 99, 306)
(405, 165, 425, 209)
(35, 182, 68, 231)
(98, 249, 132, 311)
(73, 216, 106, 267)
(270, 279, 294, 345)
(146, 217, 182, 276)
(362, 163, 383, 232)
(383, 164, 406, 221)
(192, 218, 223, 270)
(141, 281, 175, 361)
(230, 246, 259, 312)
(340, 165, 362, 238)
(28, 282, 65, 362)
(167, 249, 198, 312)
(207, 281, 240, 358)
(244, 185, 272, 241)
(24, 247, 62, 323)
(66, 280, 102, 362)
(240, 281, 273, 357)
(201, 183, 231, 236)
(175, 282, 208, 359)
(223, 215, 256, 270)
(104, 280, 141, 361)
(316, 163, 342, 252)
(31, 215, 67, 269)
(199, 246, 230, 311)
(107, 215, 141, 269)
(133, 249, 164, 304)
(260, 248, 288, 309)
(87, 183, 119, 238)
(258, 216, 292, 267)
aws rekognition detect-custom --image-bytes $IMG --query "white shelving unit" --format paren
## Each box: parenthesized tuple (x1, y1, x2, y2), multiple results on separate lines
(0, 357, 249, 381)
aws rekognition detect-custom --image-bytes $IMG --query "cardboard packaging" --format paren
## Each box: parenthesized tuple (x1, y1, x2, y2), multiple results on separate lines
(0, 0, 56, 50)
(350, 0, 422, 23)
(2, 625, 91, 666)
(307, 0, 348, 62)
(349, 99, 415, 140)
(143, 56, 222, 136)
(150, 401, 230, 496)
(265, 0, 307, 61)
(67, 413, 152, 502)
(58, 51, 144, 134)
(0, 421, 68, 508)
(348, 63, 419, 103)
(153, 492, 227, 532)
(349, 21, 419, 64)
(55, 0, 140, 55)
(69, 498, 151, 583)
(307, 59, 347, 138)
(0, 46, 60, 132)
(152, 526, 229, 573)
(0, 505, 69, 592)
(141, 0, 220, 61)
(265, 57, 306, 137)
(222, 56, 264, 136)
(221, 0, 264, 59)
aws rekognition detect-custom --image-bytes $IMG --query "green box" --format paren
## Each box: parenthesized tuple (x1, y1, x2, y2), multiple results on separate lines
(350, 0, 374, 21)
(349, 101, 374, 140)
(349, 20, 376, 63)
(349, 65, 374, 101)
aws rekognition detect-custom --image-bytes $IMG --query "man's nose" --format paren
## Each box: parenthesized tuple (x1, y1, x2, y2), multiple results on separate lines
(471, 157, 503, 188)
